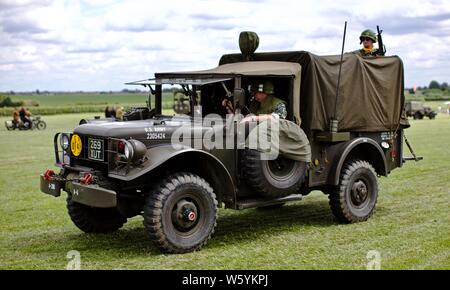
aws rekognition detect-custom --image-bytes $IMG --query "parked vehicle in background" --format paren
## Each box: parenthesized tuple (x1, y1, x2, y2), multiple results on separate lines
(405, 101, 437, 119)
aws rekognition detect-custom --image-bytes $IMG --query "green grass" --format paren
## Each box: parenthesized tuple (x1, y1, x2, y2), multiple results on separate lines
(0, 113, 449, 269)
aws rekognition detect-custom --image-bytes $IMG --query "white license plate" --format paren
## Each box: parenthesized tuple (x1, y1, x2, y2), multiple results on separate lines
(88, 138, 104, 161)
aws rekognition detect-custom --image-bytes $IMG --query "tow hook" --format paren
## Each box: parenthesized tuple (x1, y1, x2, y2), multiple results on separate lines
(43, 169, 56, 181)
(80, 173, 93, 185)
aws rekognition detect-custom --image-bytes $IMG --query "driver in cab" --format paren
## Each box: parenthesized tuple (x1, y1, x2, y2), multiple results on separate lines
(231, 80, 287, 122)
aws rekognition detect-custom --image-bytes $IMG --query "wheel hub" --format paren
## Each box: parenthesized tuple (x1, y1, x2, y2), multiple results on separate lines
(172, 199, 198, 231)
(267, 157, 296, 178)
(183, 208, 197, 222)
(351, 180, 368, 206)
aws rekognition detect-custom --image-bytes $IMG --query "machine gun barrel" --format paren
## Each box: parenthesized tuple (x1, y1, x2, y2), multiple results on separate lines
(377, 25, 385, 56)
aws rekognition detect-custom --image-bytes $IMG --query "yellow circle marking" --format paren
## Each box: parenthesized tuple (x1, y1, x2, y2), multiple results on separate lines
(71, 134, 82, 156)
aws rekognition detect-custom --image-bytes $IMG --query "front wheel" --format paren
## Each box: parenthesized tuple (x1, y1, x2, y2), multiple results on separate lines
(36, 120, 47, 130)
(66, 195, 127, 233)
(328, 160, 378, 223)
(143, 172, 218, 253)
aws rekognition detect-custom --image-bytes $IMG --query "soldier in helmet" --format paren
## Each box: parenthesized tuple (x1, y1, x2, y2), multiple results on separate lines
(241, 80, 287, 122)
(354, 29, 381, 57)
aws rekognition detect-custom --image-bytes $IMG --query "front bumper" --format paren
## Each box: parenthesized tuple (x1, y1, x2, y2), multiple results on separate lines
(40, 173, 63, 197)
(39, 173, 117, 208)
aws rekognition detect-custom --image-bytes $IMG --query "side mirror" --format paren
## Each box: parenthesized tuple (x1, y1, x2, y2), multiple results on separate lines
(233, 88, 246, 110)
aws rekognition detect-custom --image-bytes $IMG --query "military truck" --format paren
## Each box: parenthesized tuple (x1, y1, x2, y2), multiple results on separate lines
(405, 100, 437, 119)
(39, 34, 414, 253)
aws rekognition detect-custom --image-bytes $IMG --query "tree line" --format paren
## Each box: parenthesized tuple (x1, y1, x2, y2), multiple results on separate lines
(411, 80, 449, 91)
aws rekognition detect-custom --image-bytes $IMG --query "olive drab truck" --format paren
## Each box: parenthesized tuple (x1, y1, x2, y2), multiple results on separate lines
(405, 100, 437, 120)
(39, 32, 417, 253)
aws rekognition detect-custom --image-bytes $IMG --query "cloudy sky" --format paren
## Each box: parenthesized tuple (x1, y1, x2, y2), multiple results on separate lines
(1, 0, 449, 91)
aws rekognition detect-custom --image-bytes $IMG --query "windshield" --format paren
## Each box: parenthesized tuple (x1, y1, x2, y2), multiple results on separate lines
(127, 77, 233, 118)
(161, 84, 201, 117)
(158, 78, 235, 118)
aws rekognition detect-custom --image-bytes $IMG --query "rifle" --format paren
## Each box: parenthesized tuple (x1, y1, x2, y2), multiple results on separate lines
(377, 25, 386, 56)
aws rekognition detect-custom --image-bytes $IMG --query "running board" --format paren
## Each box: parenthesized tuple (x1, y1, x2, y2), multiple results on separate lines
(236, 194, 303, 210)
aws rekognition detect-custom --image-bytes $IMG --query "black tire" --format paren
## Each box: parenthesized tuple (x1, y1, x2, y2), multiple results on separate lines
(36, 120, 47, 130)
(328, 160, 378, 223)
(243, 149, 307, 198)
(143, 172, 218, 253)
(428, 113, 436, 120)
(413, 112, 421, 120)
(66, 194, 127, 233)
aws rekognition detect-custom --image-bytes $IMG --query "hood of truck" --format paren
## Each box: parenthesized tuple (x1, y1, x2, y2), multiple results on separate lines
(73, 117, 218, 145)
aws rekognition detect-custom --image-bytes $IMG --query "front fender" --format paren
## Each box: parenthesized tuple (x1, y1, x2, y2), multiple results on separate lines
(109, 145, 236, 206)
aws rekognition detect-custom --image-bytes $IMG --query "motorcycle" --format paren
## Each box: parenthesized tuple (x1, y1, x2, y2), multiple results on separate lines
(5, 116, 47, 131)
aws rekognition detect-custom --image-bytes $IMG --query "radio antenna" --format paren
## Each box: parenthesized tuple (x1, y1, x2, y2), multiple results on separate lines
(330, 21, 347, 133)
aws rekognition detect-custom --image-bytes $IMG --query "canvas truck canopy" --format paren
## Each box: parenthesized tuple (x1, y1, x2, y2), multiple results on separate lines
(156, 61, 301, 77)
(220, 51, 408, 133)
(126, 77, 233, 86)
(129, 61, 302, 86)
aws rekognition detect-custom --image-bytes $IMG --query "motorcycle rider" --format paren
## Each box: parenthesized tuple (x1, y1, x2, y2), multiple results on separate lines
(19, 107, 32, 129)
(12, 109, 20, 128)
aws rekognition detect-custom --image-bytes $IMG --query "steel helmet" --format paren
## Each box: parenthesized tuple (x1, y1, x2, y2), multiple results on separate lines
(359, 29, 377, 43)
(256, 80, 274, 94)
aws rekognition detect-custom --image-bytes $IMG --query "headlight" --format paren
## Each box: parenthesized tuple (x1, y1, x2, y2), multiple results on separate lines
(124, 141, 134, 160)
(60, 134, 70, 151)
(122, 139, 146, 163)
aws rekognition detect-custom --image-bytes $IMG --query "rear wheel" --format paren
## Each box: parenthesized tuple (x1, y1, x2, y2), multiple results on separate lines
(244, 149, 307, 198)
(143, 172, 218, 253)
(328, 160, 378, 223)
(413, 112, 423, 120)
(66, 195, 127, 233)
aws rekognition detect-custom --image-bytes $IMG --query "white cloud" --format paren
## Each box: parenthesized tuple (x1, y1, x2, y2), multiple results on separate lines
(0, 0, 449, 91)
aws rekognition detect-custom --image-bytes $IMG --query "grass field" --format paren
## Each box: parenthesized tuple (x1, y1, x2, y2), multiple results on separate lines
(7, 93, 148, 107)
(0, 92, 176, 116)
(0, 113, 449, 269)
